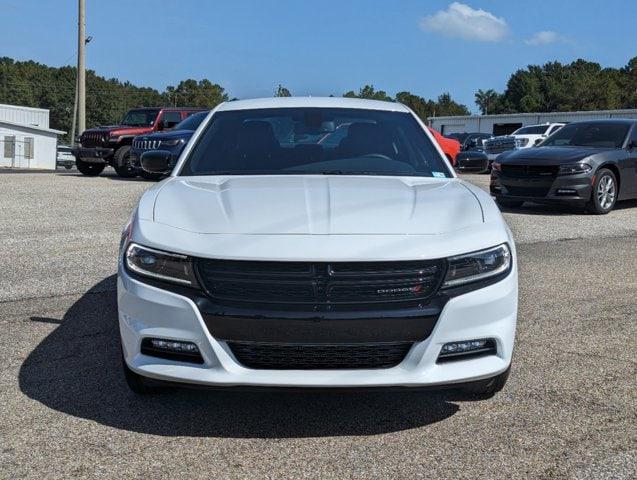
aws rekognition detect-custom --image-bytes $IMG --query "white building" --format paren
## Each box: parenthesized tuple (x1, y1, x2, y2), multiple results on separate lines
(428, 109, 637, 136)
(0, 104, 65, 170)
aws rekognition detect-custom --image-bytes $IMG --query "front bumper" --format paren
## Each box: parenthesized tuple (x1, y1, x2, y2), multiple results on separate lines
(130, 148, 179, 171)
(490, 171, 593, 204)
(118, 262, 518, 388)
(73, 146, 114, 163)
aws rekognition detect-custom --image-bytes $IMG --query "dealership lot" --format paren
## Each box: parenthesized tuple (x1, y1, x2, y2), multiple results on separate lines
(1, 171, 635, 479)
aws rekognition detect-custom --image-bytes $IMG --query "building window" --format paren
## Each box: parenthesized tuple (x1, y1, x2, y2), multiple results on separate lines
(4, 136, 15, 158)
(24, 137, 34, 159)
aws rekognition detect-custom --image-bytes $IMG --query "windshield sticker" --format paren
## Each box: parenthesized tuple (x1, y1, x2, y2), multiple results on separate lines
(432, 171, 445, 178)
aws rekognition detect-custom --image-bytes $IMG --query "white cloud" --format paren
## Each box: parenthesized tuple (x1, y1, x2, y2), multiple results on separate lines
(420, 2, 509, 43)
(524, 30, 562, 46)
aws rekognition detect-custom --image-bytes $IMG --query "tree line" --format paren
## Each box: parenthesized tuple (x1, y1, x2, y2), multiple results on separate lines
(1, 56, 636, 143)
(0, 57, 229, 142)
(475, 58, 637, 115)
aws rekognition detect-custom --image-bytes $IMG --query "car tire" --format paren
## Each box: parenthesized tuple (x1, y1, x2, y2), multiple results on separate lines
(462, 366, 510, 399)
(121, 353, 160, 395)
(139, 169, 164, 181)
(113, 146, 137, 178)
(75, 158, 106, 176)
(496, 198, 524, 209)
(587, 168, 617, 215)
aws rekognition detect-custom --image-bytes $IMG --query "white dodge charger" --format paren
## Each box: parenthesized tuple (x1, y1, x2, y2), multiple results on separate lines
(118, 97, 517, 397)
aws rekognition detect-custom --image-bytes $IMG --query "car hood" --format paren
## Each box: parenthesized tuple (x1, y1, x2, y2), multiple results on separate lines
(499, 146, 602, 164)
(137, 129, 194, 141)
(83, 125, 152, 136)
(152, 175, 483, 235)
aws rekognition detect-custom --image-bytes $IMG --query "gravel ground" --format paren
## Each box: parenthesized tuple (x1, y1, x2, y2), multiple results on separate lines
(0, 171, 635, 479)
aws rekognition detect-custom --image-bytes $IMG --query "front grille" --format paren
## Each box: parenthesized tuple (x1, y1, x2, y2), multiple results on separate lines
(195, 259, 446, 306)
(501, 164, 559, 178)
(81, 132, 107, 147)
(133, 139, 162, 150)
(505, 186, 552, 197)
(227, 341, 413, 369)
(485, 138, 515, 154)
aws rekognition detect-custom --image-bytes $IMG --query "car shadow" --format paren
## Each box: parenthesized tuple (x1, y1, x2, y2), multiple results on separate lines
(498, 198, 637, 216)
(18, 276, 462, 439)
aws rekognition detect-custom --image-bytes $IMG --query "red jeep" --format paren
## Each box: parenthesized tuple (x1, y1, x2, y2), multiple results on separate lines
(74, 107, 205, 177)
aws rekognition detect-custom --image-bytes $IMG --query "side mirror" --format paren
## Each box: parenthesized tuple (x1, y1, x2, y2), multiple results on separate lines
(628, 141, 637, 151)
(141, 150, 172, 174)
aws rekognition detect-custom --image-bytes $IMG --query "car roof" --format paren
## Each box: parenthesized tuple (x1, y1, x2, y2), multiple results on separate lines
(564, 119, 637, 125)
(215, 97, 411, 113)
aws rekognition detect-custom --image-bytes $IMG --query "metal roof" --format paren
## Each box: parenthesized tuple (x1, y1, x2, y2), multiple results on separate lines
(0, 119, 65, 135)
(428, 108, 637, 121)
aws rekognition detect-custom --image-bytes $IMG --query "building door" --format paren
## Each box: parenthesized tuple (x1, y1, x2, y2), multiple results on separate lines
(2, 135, 16, 167)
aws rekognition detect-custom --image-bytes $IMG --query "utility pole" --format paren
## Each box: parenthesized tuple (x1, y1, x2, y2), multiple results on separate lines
(77, 0, 86, 136)
(70, 74, 78, 144)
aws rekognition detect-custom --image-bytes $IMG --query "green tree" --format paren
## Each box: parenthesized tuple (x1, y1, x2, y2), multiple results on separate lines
(274, 84, 292, 97)
(394, 91, 435, 121)
(343, 85, 392, 102)
(435, 93, 470, 116)
(474, 89, 505, 115)
(165, 79, 228, 108)
(482, 58, 634, 114)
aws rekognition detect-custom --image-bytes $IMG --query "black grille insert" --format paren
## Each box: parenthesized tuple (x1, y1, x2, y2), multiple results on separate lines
(195, 259, 446, 305)
(501, 164, 559, 178)
(81, 132, 107, 148)
(228, 341, 413, 369)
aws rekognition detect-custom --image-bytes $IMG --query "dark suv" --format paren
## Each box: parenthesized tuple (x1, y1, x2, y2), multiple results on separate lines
(131, 111, 209, 180)
(74, 107, 205, 177)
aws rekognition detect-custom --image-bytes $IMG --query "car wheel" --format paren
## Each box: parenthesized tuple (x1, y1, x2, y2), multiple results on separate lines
(496, 198, 524, 209)
(462, 366, 510, 399)
(121, 353, 160, 395)
(75, 158, 105, 176)
(113, 146, 137, 178)
(587, 168, 617, 214)
(139, 169, 164, 181)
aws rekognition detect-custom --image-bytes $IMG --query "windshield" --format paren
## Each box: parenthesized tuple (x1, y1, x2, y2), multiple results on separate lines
(513, 125, 550, 135)
(541, 122, 629, 148)
(174, 111, 208, 131)
(179, 108, 453, 178)
(121, 109, 160, 127)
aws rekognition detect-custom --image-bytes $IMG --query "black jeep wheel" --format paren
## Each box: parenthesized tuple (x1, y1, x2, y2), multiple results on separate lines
(76, 158, 106, 176)
(113, 145, 137, 178)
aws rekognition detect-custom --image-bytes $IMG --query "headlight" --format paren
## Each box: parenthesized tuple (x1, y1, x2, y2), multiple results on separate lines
(125, 243, 196, 285)
(160, 139, 184, 147)
(558, 163, 592, 175)
(443, 244, 511, 288)
(515, 138, 529, 148)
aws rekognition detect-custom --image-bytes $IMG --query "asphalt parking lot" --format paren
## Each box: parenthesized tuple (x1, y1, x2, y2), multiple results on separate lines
(1, 171, 635, 479)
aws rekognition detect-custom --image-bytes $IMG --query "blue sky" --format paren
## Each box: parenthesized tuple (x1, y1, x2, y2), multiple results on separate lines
(1, 0, 635, 112)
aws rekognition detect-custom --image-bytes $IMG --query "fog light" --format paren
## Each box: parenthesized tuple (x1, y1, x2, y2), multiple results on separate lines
(141, 338, 203, 364)
(438, 339, 496, 363)
(150, 338, 199, 353)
